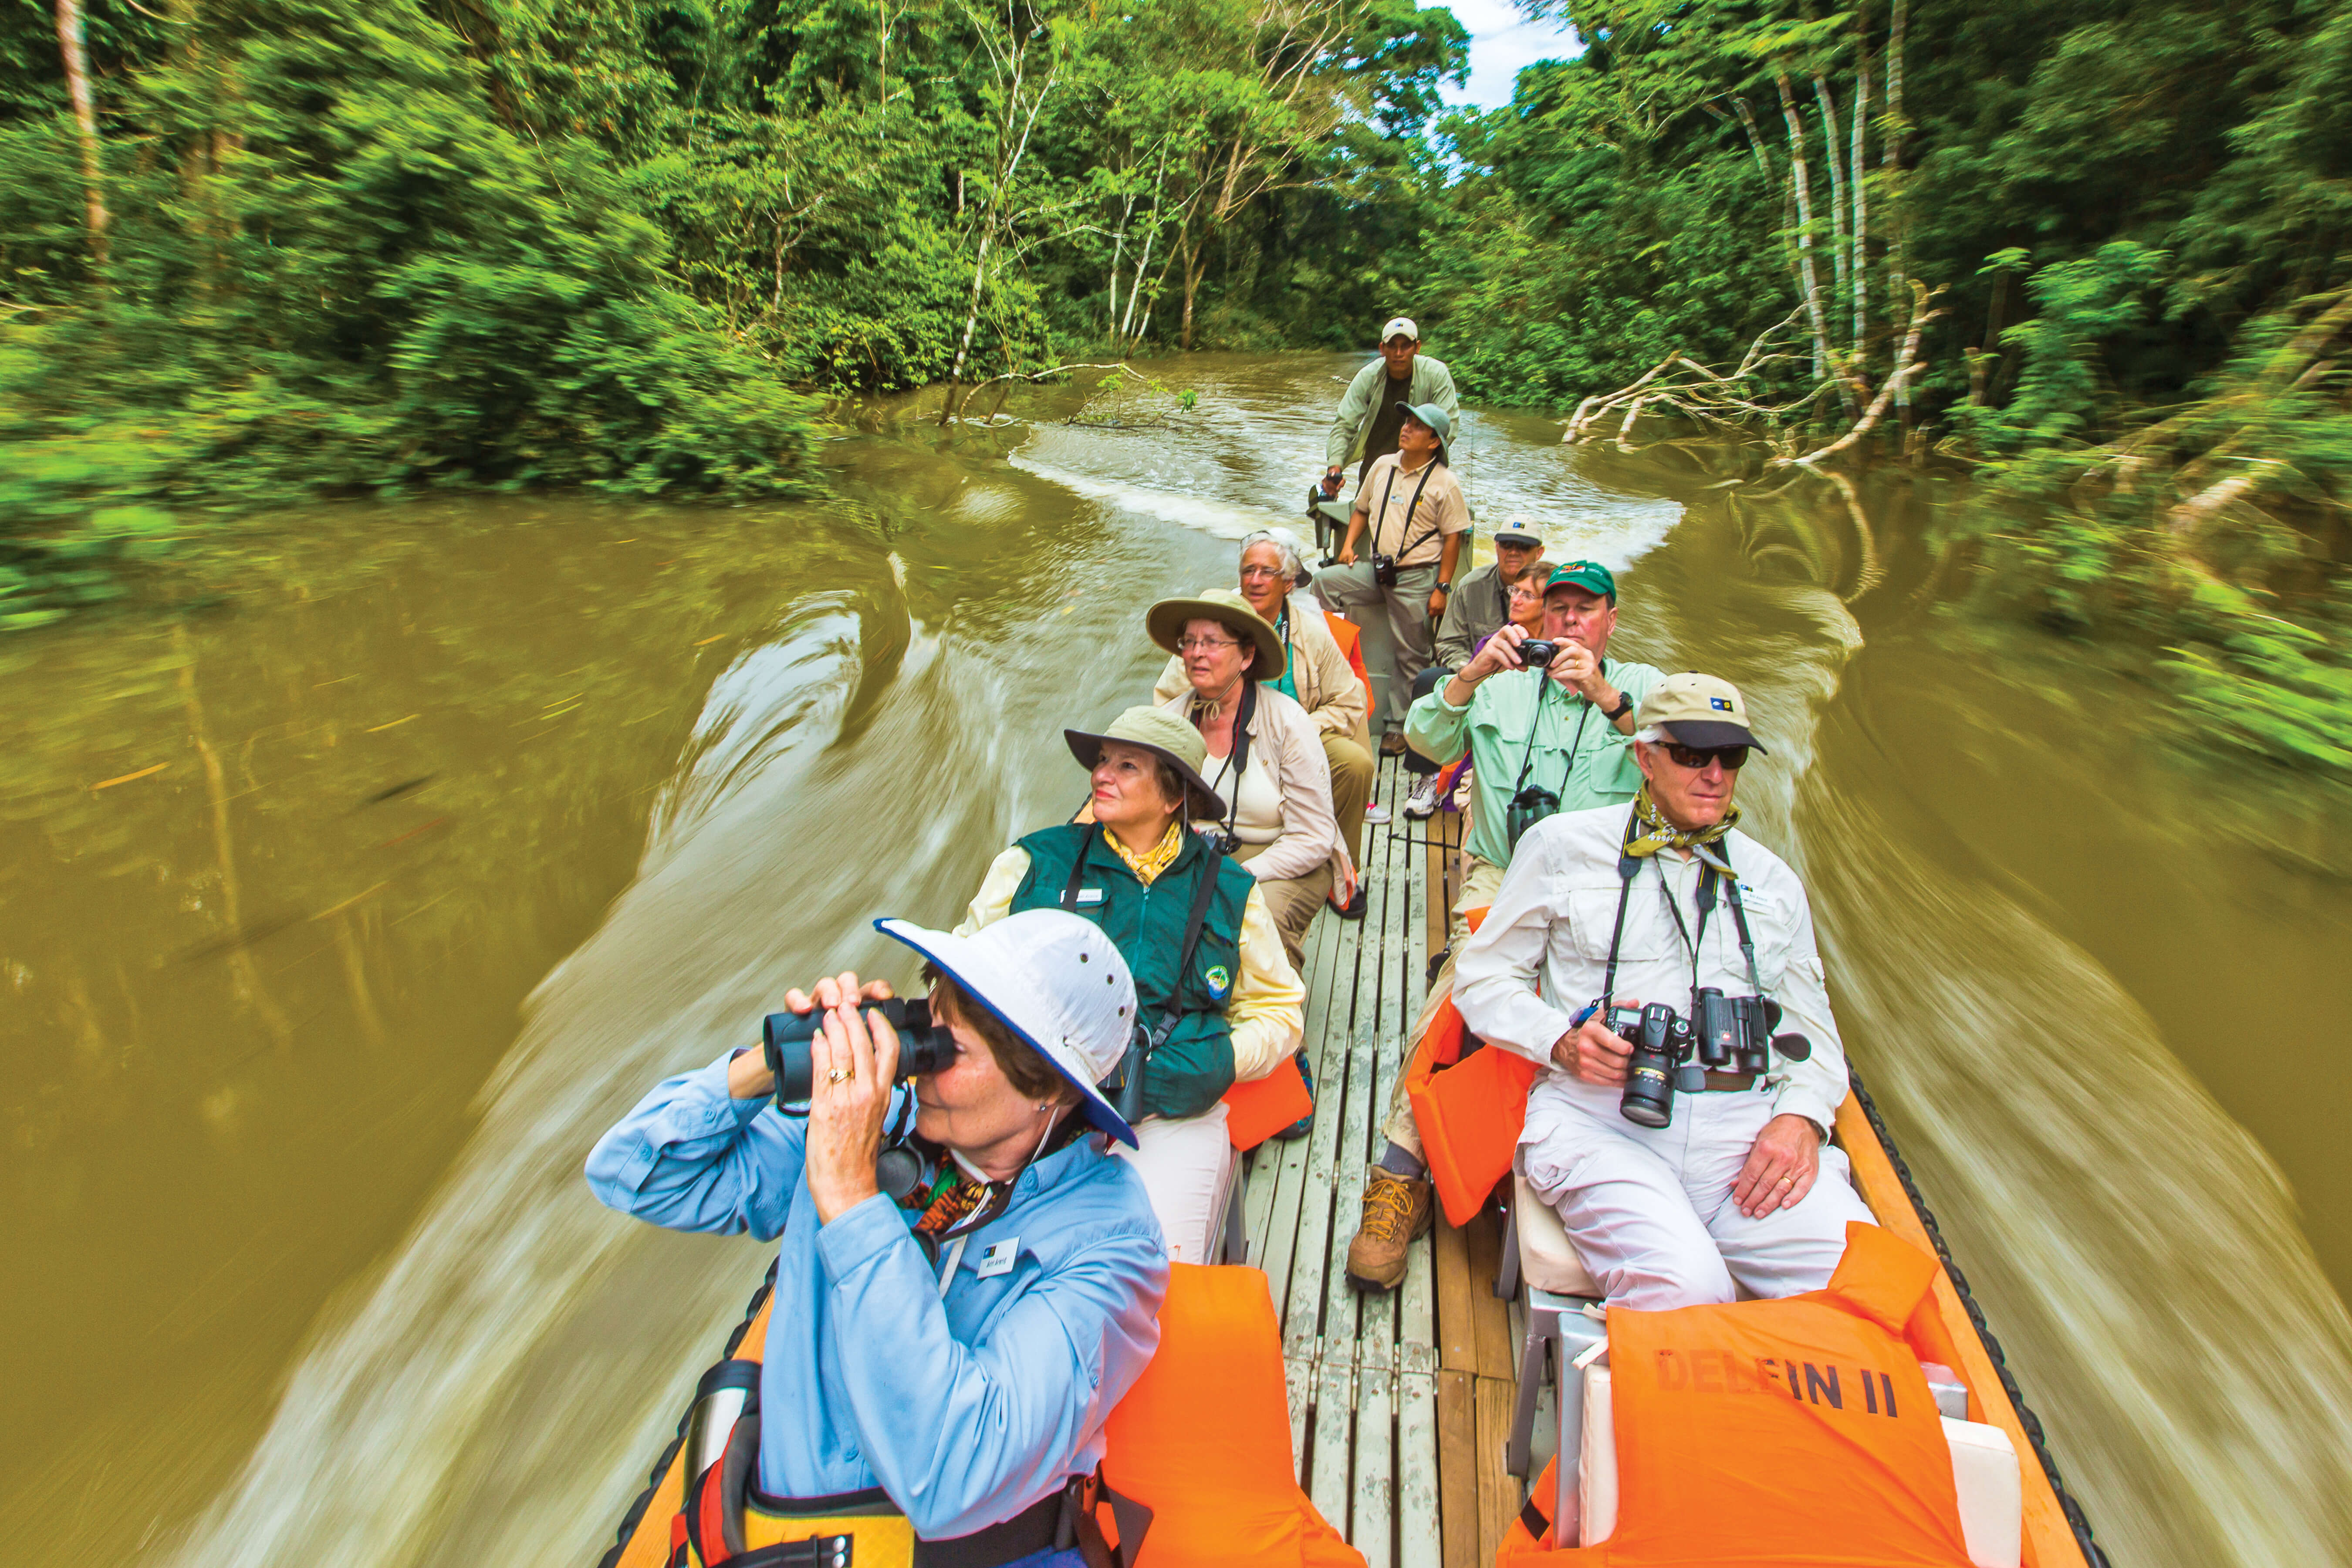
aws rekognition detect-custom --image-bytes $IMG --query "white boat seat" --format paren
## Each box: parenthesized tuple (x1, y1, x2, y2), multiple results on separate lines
(1576, 1364, 2022, 1567)
(1513, 1171, 1600, 1297)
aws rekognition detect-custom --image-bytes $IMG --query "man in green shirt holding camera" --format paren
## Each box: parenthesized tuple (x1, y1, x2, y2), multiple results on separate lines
(1344, 559, 1662, 1293)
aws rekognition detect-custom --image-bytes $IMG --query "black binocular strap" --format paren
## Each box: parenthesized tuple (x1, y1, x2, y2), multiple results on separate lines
(1508, 683, 1590, 804)
(1058, 827, 1102, 913)
(1375, 457, 1441, 563)
(1699, 840, 1768, 998)
(1155, 838, 1227, 1045)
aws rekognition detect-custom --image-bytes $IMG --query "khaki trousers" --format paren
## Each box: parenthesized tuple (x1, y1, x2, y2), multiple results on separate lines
(1235, 839, 1332, 977)
(1322, 731, 1374, 865)
(1316, 560, 1439, 739)
(1379, 852, 1506, 1162)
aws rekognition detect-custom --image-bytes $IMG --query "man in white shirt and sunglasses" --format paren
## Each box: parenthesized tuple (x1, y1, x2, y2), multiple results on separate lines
(1452, 672, 1874, 1308)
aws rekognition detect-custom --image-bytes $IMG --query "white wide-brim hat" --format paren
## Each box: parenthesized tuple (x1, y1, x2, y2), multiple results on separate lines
(874, 911, 1140, 1147)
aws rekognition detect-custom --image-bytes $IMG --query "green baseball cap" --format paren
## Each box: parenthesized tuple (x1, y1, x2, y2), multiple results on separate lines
(1396, 401, 1453, 445)
(1545, 559, 1618, 604)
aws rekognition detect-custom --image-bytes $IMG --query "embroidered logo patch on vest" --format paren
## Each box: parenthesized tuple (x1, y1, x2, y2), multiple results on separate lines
(1203, 964, 1232, 998)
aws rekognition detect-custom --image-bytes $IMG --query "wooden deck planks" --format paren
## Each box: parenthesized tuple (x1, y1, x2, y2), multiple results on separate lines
(1240, 753, 1512, 1568)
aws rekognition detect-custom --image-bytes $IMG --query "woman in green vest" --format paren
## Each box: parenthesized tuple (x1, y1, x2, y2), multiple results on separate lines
(955, 707, 1306, 1263)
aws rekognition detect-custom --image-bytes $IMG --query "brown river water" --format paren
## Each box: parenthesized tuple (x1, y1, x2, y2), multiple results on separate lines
(3, 354, 2348, 1566)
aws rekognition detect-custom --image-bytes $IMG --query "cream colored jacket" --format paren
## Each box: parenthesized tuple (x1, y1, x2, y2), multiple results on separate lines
(1152, 684, 1354, 892)
(1154, 597, 1371, 755)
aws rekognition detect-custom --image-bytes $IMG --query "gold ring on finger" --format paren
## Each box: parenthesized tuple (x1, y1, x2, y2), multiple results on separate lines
(826, 1067, 854, 1085)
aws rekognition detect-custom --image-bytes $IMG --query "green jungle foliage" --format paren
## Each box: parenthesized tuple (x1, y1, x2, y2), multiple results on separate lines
(0, 0, 1467, 621)
(1420, 0, 2352, 778)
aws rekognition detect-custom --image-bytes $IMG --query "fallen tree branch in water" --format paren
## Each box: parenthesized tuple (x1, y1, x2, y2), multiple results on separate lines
(1775, 282, 1947, 469)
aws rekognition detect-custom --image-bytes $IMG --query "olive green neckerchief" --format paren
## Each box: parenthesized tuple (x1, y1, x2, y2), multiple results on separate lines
(1621, 784, 1740, 861)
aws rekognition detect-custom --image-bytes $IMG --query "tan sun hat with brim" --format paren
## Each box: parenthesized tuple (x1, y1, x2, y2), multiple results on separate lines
(1064, 705, 1227, 820)
(1636, 671, 1769, 754)
(1145, 588, 1289, 683)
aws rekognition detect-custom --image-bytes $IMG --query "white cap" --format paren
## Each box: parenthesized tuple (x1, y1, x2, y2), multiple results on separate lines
(1381, 316, 1419, 344)
(873, 911, 1140, 1146)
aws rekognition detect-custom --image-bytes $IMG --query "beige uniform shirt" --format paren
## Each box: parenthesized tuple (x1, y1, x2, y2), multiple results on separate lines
(1452, 804, 1849, 1135)
(1351, 453, 1470, 568)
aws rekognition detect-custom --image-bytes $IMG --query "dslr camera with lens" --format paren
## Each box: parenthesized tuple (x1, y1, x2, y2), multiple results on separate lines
(1591, 993, 1812, 1129)
(760, 997, 958, 1108)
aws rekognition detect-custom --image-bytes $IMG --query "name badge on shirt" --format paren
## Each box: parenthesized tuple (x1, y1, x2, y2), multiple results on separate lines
(1074, 887, 1105, 907)
(976, 1238, 1021, 1279)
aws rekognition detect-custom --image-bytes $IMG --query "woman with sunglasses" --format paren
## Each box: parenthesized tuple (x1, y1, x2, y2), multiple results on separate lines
(1451, 671, 1871, 1311)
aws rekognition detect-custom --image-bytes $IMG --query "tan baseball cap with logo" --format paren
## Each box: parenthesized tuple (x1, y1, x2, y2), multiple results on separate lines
(1636, 671, 1769, 753)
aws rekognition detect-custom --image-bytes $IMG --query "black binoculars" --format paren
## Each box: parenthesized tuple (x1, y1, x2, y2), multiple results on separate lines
(1505, 783, 1559, 855)
(760, 997, 957, 1107)
(1596, 988, 1813, 1129)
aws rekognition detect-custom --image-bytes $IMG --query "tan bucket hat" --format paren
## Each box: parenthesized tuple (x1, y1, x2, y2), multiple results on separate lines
(1063, 705, 1227, 818)
(1636, 671, 1769, 753)
(1145, 588, 1288, 682)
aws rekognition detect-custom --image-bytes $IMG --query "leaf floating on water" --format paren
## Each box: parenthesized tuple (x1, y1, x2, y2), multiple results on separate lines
(365, 714, 421, 733)
(90, 762, 168, 791)
(375, 817, 452, 850)
(358, 775, 435, 808)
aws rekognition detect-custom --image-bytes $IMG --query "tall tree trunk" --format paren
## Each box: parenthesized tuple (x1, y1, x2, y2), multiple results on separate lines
(1179, 239, 1206, 351)
(1811, 75, 1848, 328)
(1775, 71, 1838, 398)
(940, 230, 992, 424)
(1885, 0, 1908, 420)
(53, 0, 108, 267)
(1730, 94, 1773, 185)
(1852, 57, 1870, 361)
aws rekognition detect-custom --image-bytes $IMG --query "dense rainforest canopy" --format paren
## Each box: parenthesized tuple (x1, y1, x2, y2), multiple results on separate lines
(3, 0, 2349, 772)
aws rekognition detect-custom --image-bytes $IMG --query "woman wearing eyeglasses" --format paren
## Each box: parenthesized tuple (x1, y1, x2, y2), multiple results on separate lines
(1152, 528, 1373, 868)
(1150, 590, 1352, 976)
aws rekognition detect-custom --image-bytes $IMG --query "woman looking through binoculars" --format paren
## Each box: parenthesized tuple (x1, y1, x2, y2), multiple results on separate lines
(955, 705, 1306, 1264)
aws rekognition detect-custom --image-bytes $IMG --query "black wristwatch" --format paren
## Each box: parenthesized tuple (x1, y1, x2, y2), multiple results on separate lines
(1602, 689, 1633, 722)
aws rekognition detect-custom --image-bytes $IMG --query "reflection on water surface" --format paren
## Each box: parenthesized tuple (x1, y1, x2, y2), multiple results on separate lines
(0, 355, 2344, 1568)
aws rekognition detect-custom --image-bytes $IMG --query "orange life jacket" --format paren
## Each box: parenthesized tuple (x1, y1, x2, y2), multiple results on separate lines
(1400, 908, 1540, 1227)
(1222, 1054, 1314, 1153)
(1322, 612, 1374, 708)
(1103, 1263, 1365, 1567)
(1497, 1224, 1976, 1567)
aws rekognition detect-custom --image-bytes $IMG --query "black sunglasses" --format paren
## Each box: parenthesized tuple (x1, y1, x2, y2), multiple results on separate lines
(1660, 742, 1750, 771)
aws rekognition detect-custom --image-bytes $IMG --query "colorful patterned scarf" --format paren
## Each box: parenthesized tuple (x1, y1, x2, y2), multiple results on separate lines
(1621, 785, 1740, 861)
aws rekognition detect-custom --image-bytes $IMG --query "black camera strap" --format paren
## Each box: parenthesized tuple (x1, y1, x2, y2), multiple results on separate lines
(1197, 678, 1256, 848)
(1598, 805, 1644, 1012)
(1375, 456, 1441, 563)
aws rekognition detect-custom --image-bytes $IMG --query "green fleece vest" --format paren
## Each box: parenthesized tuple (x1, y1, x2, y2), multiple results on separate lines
(1009, 823, 1255, 1122)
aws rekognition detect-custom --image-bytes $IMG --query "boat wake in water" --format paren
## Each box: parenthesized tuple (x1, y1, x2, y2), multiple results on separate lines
(153, 359, 2350, 1568)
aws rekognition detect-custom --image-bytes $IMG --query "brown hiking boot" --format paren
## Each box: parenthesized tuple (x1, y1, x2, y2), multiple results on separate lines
(1345, 1166, 1433, 1293)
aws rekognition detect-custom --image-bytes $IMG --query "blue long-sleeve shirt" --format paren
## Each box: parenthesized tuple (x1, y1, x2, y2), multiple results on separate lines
(585, 1052, 1169, 1539)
